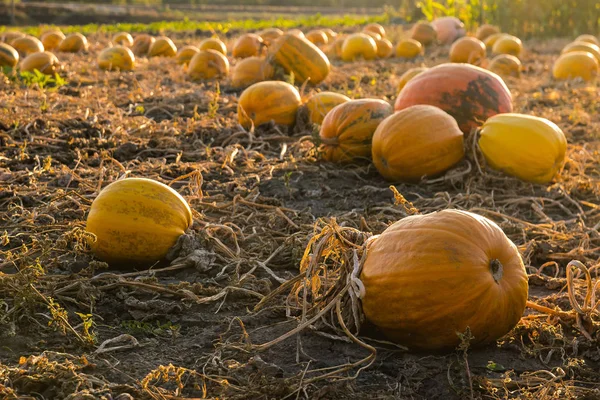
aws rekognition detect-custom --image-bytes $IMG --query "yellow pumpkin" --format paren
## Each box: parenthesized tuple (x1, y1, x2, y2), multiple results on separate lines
(319, 99, 393, 163)
(58, 33, 88, 53)
(268, 33, 330, 85)
(361, 209, 528, 350)
(322, 28, 337, 41)
(259, 28, 284, 46)
(98, 45, 135, 71)
(132, 34, 155, 56)
(341, 33, 378, 62)
(488, 54, 522, 78)
(478, 113, 567, 183)
(187, 49, 229, 80)
(11, 36, 44, 57)
(176, 45, 200, 65)
(364, 23, 386, 38)
(410, 22, 437, 46)
(113, 32, 134, 47)
(476, 24, 500, 41)
(492, 35, 522, 56)
(375, 38, 394, 58)
(237, 81, 302, 129)
(397, 67, 427, 91)
(232, 34, 263, 58)
(20, 51, 60, 75)
(553, 51, 599, 81)
(230, 56, 274, 89)
(0, 43, 19, 68)
(484, 33, 507, 49)
(305, 30, 329, 47)
(148, 36, 177, 57)
(395, 39, 423, 59)
(287, 29, 305, 39)
(86, 177, 193, 265)
(575, 34, 600, 47)
(41, 31, 65, 51)
(1, 31, 25, 43)
(199, 38, 227, 55)
(304, 91, 351, 125)
(561, 41, 600, 63)
(450, 37, 486, 64)
(363, 30, 382, 41)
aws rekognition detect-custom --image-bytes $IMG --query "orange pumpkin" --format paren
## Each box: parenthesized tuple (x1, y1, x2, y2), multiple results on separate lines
(397, 67, 427, 91)
(341, 33, 377, 62)
(327, 36, 346, 59)
(187, 49, 229, 80)
(132, 34, 155, 56)
(394, 63, 513, 135)
(259, 28, 284, 46)
(376, 38, 394, 58)
(268, 33, 330, 85)
(41, 31, 65, 51)
(410, 22, 437, 46)
(305, 30, 329, 47)
(113, 32, 134, 47)
(488, 54, 522, 78)
(361, 209, 528, 350)
(575, 34, 600, 46)
(322, 28, 338, 41)
(58, 33, 88, 53)
(231, 56, 274, 89)
(476, 24, 500, 41)
(148, 36, 177, 57)
(304, 91, 351, 125)
(449, 37, 486, 64)
(232, 34, 264, 58)
(11, 36, 44, 57)
(237, 81, 302, 129)
(199, 38, 227, 55)
(561, 41, 600, 63)
(1, 31, 25, 43)
(0, 43, 19, 68)
(552, 51, 599, 81)
(372, 105, 464, 182)
(98, 45, 135, 71)
(395, 39, 423, 59)
(432, 16, 465, 45)
(287, 29, 305, 39)
(364, 23, 386, 38)
(20, 51, 60, 75)
(318, 99, 392, 163)
(176, 45, 200, 65)
(492, 35, 522, 56)
(363, 31, 382, 41)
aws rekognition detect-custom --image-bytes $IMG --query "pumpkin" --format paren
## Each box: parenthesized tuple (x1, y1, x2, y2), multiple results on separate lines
(1, 31, 25, 43)
(187, 49, 229, 80)
(484, 33, 506, 49)
(575, 34, 600, 46)
(449, 37, 486, 64)
(492, 35, 522, 56)
(318, 99, 392, 163)
(361, 209, 528, 350)
(132, 34, 155, 56)
(259, 28, 284, 46)
(376, 38, 394, 58)
(199, 38, 227, 55)
(322, 28, 338, 41)
(41, 31, 65, 51)
(305, 30, 329, 47)
(11, 36, 44, 57)
(148, 36, 177, 57)
(397, 67, 427, 91)
(287, 29, 305, 39)
(20, 51, 60, 75)
(237, 81, 302, 129)
(341, 33, 377, 62)
(432, 16, 465, 45)
(395, 63, 513, 135)
(268, 33, 330, 85)
(476, 24, 500, 41)
(372, 105, 464, 182)
(561, 41, 600, 63)
(478, 113, 567, 183)
(232, 33, 264, 58)
(553, 51, 599, 81)
(176, 45, 200, 65)
(410, 22, 437, 46)
(98, 45, 135, 71)
(327, 36, 346, 59)
(395, 39, 423, 59)
(86, 177, 193, 265)
(58, 33, 88, 53)
(364, 23, 386, 38)
(113, 32, 134, 47)
(0, 43, 19, 68)
(230, 56, 274, 89)
(488, 54, 522, 78)
(363, 31, 382, 41)
(304, 91, 351, 125)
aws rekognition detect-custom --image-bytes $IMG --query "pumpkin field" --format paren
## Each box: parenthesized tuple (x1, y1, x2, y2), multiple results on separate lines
(1, 5, 600, 400)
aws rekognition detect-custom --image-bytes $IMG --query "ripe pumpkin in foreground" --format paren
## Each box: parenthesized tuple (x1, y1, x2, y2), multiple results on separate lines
(148, 36, 177, 57)
(410, 22, 437, 46)
(449, 37, 486, 64)
(268, 33, 330, 85)
(187, 49, 229, 80)
(478, 113, 567, 184)
(361, 209, 528, 350)
(395, 39, 423, 59)
(58, 33, 88, 53)
(488, 54, 522, 78)
(372, 105, 464, 182)
(41, 31, 65, 51)
(304, 91, 351, 125)
(553, 51, 599, 81)
(98, 46, 135, 71)
(0, 43, 19, 68)
(132, 34, 155, 56)
(230, 56, 274, 89)
(397, 67, 427, 91)
(238, 81, 302, 129)
(341, 33, 377, 61)
(319, 99, 392, 163)
(20, 51, 60, 75)
(86, 178, 193, 265)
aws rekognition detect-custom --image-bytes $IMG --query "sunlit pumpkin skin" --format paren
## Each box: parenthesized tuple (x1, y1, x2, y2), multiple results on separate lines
(304, 91, 351, 125)
(58, 33, 88, 53)
(287, 29, 305, 39)
(363, 31, 382, 41)
(476, 24, 500, 41)
(432, 16, 465, 45)
(148, 36, 177, 57)
(410, 22, 437, 46)
(492, 35, 523, 56)
(397, 67, 427, 91)
(20, 51, 60, 75)
(237, 81, 302, 129)
(372, 105, 464, 182)
(176, 45, 200, 65)
(488, 54, 521, 78)
(1, 31, 25, 43)
(0, 43, 19, 68)
(232, 34, 264, 58)
(268, 34, 330, 85)
(187, 49, 229, 80)
(376, 38, 394, 58)
(113, 32, 134, 47)
(575, 34, 600, 47)
(479, 113, 567, 184)
(395, 63, 513, 135)
(319, 99, 392, 163)
(41, 31, 65, 51)
(450, 37, 486, 64)
(553, 51, 599, 81)
(327, 36, 346, 59)
(341, 33, 378, 62)
(395, 39, 423, 59)
(364, 23, 386, 38)
(230, 56, 274, 89)
(11, 36, 44, 57)
(484, 33, 507, 49)
(305, 30, 329, 47)
(561, 41, 600, 63)
(361, 209, 528, 350)
(322, 28, 338, 41)
(259, 28, 284, 46)
(98, 45, 135, 71)
(86, 177, 193, 266)
(199, 38, 227, 55)
(132, 34, 155, 56)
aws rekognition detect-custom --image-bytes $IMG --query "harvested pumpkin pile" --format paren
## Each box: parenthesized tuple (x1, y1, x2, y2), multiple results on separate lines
(1, 18, 600, 400)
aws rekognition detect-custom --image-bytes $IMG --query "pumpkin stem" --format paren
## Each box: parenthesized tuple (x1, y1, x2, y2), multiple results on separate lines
(490, 259, 503, 283)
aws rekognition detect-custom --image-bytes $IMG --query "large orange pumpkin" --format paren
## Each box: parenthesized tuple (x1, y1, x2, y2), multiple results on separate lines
(553, 51, 599, 81)
(132, 34, 155, 56)
(450, 37, 486, 64)
(364, 23, 386, 38)
(318, 99, 392, 163)
(148, 36, 177, 57)
(410, 22, 437, 46)
(0, 43, 19, 68)
(58, 33, 88, 53)
(187, 49, 229, 80)
(98, 46, 135, 71)
(237, 81, 302, 129)
(395, 63, 513, 135)
(230, 56, 274, 89)
(304, 91, 351, 125)
(561, 41, 600, 63)
(396, 39, 423, 59)
(305, 30, 329, 47)
(397, 67, 427, 91)
(41, 31, 65, 51)
(476, 24, 500, 41)
(361, 209, 528, 350)
(488, 54, 522, 78)
(199, 38, 227, 55)
(232, 34, 264, 58)
(341, 33, 378, 61)
(11, 36, 44, 57)
(20, 51, 60, 75)
(372, 105, 464, 182)
(432, 16, 465, 44)
(176, 45, 200, 65)
(268, 33, 330, 85)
